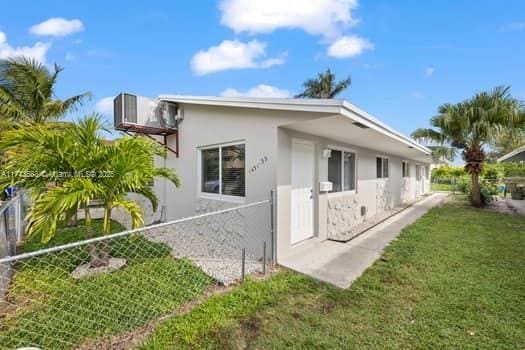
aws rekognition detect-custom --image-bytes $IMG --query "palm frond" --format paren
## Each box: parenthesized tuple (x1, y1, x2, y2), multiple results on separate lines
(112, 198, 144, 229)
(295, 68, 351, 99)
(26, 178, 104, 242)
(410, 128, 447, 144)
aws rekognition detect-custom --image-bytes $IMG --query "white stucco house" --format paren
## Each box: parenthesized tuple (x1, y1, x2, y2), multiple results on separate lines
(113, 94, 432, 262)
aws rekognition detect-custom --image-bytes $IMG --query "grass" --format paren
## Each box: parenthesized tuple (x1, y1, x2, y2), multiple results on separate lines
(139, 196, 525, 349)
(431, 182, 455, 191)
(0, 219, 213, 349)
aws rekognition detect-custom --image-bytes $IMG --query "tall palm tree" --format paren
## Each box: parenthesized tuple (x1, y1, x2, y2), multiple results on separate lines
(295, 68, 351, 99)
(411, 86, 524, 207)
(0, 57, 90, 126)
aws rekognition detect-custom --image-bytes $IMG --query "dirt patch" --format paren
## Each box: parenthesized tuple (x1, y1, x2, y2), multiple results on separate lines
(70, 258, 127, 279)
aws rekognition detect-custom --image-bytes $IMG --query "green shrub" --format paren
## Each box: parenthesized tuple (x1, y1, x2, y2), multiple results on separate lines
(458, 176, 498, 205)
(456, 175, 471, 193)
(431, 165, 466, 183)
(482, 163, 505, 182)
(501, 162, 525, 177)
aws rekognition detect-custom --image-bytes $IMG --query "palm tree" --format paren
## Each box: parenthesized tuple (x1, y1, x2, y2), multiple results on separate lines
(1, 115, 180, 266)
(92, 136, 180, 263)
(295, 69, 351, 98)
(411, 86, 524, 207)
(489, 128, 525, 159)
(1, 116, 105, 263)
(0, 57, 90, 126)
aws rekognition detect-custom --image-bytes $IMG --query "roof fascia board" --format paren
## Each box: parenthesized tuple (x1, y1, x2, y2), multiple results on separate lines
(498, 145, 525, 162)
(158, 95, 430, 156)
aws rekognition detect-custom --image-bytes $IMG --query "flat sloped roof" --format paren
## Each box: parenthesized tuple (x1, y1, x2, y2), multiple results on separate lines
(498, 144, 525, 162)
(158, 95, 431, 157)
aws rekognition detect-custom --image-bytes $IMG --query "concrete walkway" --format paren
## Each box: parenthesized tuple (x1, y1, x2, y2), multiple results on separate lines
(280, 193, 448, 288)
(507, 199, 525, 216)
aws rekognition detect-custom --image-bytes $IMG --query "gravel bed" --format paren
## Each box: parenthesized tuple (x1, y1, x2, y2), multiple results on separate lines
(145, 226, 262, 286)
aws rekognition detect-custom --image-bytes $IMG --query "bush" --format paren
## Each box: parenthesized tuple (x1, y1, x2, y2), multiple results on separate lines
(456, 175, 471, 193)
(458, 176, 498, 205)
(501, 162, 525, 177)
(431, 165, 466, 183)
(482, 163, 505, 182)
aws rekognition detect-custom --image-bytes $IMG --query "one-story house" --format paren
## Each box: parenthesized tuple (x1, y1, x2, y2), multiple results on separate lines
(113, 94, 432, 262)
(498, 145, 525, 162)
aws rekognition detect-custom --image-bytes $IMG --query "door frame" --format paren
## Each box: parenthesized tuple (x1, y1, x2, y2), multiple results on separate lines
(290, 138, 316, 244)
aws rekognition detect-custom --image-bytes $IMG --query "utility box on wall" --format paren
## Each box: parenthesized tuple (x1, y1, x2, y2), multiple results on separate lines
(319, 181, 333, 192)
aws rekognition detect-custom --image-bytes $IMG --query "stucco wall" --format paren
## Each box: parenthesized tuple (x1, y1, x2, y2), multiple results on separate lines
(157, 104, 330, 220)
(143, 104, 430, 262)
(276, 128, 429, 257)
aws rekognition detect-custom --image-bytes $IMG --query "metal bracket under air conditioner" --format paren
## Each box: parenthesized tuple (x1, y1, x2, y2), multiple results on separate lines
(122, 127, 179, 158)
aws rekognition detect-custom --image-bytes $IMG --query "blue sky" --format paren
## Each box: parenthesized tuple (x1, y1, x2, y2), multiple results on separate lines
(1, 0, 524, 142)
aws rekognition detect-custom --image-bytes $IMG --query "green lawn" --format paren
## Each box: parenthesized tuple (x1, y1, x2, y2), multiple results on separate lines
(431, 182, 455, 191)
(139, 196, 525, 349)
(0, 219, 213, 349)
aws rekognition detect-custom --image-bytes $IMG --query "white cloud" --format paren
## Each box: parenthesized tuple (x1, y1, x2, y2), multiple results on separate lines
(190, 40, 284, 75)
(30, 17, 84, 37)
(219, 0, 359, 39)
(327, 35, 373, 58)
(500, 22, 525, 32)
(410, 91, 426, 99)
(425, 66, 434, 77)
(0, 31, 50, 63)
(94, 97, 114, 115)
(221, 84, 290, 98)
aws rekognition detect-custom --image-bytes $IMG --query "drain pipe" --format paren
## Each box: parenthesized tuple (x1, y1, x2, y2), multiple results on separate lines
(160, 155, 167, 222)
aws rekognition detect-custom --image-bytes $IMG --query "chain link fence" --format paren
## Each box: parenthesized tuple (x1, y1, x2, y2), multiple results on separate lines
(0, 191, 30, 258)
(0, 191, 30, 300)
(0, 198, 273, 349)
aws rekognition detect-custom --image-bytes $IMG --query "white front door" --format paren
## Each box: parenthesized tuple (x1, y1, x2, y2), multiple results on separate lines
(291, 139, 315, 244)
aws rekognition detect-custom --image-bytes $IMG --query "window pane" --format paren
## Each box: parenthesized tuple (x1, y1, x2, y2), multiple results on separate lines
(403, 162, 409, 177)
(202, 148, 220, 194)
(328, 150, 342, 192)
(383, 158, 389, 178)
(222, 144, 245, 197)
(343, 152, 355, 191)
(376, 157, 382, 178)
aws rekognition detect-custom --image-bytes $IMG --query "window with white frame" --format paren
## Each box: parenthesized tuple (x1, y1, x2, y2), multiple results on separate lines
(402, 161, 410, 177)
(376, 157, 389, 178)
(328, 149, 356, 192)
(200, 142, 245, 198)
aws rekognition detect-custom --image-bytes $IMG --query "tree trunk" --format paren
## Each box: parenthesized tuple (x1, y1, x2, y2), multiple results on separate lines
(471, 171, 482, 207)
(85, 207, 104, 268)
(66, 207, 78, 227)
(101, 205, 112, 265)
(463, 146, 485, 208)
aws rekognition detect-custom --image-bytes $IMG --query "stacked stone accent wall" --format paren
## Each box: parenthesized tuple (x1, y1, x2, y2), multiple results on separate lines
(327, 193, 365, 238)
(376, 179, 393, 213)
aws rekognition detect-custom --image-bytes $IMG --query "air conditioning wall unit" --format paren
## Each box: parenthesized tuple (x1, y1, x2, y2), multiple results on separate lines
(114, 93, 179, 132)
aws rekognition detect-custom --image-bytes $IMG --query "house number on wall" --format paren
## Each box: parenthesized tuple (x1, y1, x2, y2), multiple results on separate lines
(249, 156, 268, 174)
